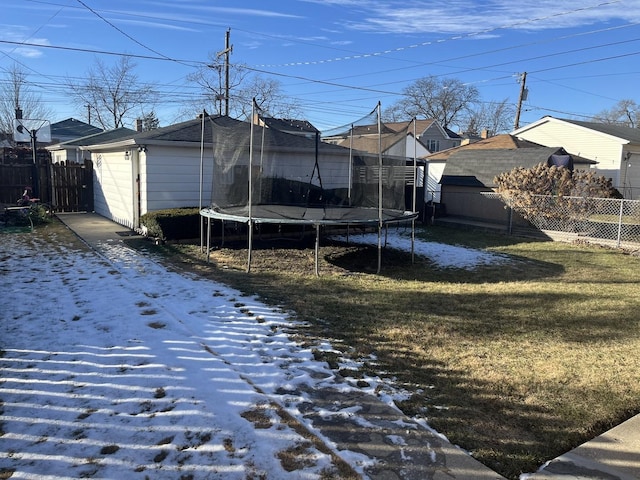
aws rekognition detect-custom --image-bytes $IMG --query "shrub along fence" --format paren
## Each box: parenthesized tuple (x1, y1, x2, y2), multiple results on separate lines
(484, 192, 640, 249)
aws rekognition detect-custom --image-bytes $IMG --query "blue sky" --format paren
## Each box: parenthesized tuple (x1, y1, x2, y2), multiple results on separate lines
(2, 0, 640, 131)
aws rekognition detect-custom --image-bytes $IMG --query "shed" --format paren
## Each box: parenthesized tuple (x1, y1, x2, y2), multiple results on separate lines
(425, 133, 544, 205)
(439, 147, 594, 226)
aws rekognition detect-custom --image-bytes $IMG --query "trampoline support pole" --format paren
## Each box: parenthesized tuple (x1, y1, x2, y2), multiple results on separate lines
(314, 224, 320, 277)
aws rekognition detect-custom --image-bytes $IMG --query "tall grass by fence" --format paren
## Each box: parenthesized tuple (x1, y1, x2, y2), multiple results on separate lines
(483, 192, 640, 249)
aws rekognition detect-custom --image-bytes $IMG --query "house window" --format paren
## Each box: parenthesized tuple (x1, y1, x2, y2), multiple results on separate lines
(426, 139, 440, 152)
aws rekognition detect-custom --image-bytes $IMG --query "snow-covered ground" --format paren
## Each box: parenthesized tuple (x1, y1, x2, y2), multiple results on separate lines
(0, 229, 507, 479)
(330, 231, 510, 269)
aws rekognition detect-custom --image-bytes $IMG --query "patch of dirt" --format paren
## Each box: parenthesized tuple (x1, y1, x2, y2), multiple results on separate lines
(240, 405, 274, 429)
(277, 441, 317, 472)
(153, 450, 169, 463)
(100, 444, 119, 455)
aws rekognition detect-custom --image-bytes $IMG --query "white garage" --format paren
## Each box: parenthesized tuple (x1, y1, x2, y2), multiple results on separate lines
(85, 115, 222, 229)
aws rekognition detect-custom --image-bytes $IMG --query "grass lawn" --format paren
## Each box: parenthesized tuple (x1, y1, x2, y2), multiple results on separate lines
(129, 225, 640, 480)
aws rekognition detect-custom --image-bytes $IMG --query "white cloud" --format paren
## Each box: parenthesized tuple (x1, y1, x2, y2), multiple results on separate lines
(0, 29, 49, 58)
(11, 47, 44, 58)
(329, 0, 640, 35)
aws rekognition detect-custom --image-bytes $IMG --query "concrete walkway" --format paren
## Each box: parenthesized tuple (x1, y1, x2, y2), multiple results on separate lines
(56, 212, 640, 480)
(525, 414, 640, 480)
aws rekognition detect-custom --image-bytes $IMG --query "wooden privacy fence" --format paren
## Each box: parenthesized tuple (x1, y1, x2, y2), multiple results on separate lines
(0, 159, 93, 212)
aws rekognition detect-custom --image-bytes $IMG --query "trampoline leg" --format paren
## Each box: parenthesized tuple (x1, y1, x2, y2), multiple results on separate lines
(377, 224, 382, 275)
(411, 218, 416, 264)
(200, 215, 205, 253)
(247, 220, 253, 273)
(315, 224, 320, 277)
(206, 217, 211, 263)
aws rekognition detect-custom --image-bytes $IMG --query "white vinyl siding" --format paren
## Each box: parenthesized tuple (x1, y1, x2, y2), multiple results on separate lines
(93, 151, 135, 228)
(426, 160, 445, 203)
(139, 146, 213, 214)
(515, 119, 625, 188)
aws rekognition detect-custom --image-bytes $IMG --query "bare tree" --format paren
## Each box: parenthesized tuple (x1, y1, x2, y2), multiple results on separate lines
(67, 56, 157, 130)
(592, 99, 640, 128)
(0, 63, 54, 136)
(232, 74, 302, 120)
(189, 55, 301, 120)
(464, 99, 515, 136)
(383, 76, 479, 129)
(187, 56, 248, 116)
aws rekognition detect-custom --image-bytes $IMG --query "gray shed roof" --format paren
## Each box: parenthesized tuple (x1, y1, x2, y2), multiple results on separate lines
(87, 115, 349, 154)
(440, 147, 592, 188)
(50, 127, 136, 148)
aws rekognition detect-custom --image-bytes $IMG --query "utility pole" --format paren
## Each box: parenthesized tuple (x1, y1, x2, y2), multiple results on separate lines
(217, 29, 233, 116)
(513, 72, 527, 130)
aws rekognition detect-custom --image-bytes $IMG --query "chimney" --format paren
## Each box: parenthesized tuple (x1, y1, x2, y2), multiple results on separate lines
(481, 129, 489, 139)
(136, 118, 143, 132)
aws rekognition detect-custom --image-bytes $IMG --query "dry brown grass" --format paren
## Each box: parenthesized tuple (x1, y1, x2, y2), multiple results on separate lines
(137, 225, 640, 479)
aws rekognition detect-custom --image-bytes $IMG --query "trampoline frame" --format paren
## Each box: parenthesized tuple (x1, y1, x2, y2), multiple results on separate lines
(200, 205, 418, 275)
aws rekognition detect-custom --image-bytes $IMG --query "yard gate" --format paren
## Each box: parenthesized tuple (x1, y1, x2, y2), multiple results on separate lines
(0, 159, 93, 212)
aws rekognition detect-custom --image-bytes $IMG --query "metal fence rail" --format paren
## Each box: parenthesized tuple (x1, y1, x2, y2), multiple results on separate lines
(483, 193, 640, 249)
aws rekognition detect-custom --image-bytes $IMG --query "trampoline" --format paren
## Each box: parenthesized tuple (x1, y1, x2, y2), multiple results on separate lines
(199, 102, 420, 274)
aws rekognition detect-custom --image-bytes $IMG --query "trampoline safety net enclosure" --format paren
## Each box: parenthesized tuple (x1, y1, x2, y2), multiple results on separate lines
(200, 102, 419, 273)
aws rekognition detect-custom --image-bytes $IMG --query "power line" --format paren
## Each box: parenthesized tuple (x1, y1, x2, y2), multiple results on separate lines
(254, 1, 622, 68)
(0, 39, 204, 67)
(74, 0, 193, 67)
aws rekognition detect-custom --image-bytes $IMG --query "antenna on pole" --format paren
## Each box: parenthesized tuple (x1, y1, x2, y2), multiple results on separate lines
(513, 72, 528, 130)
(216, 29, 233, 116)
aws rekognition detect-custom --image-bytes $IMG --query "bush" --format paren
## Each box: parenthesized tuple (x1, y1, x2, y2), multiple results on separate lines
(494, 163, 621, 222)
(140, 207, 201, 241)
(2, 203, 52, 228)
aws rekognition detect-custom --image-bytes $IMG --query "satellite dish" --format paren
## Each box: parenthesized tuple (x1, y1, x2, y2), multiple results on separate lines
(13, 119, 52, 143)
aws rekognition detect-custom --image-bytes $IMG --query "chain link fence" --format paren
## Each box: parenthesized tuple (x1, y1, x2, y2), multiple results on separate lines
(483, 193, 640, 249)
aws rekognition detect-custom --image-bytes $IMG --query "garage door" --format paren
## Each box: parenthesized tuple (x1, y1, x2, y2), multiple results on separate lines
(93, 152, 135, 228)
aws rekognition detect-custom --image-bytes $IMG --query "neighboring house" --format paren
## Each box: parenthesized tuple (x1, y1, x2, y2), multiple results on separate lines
(323, 118, 460, 153)
(330, 125, 430, 212)
(334, 130, 430, 160)
(50, 118, 103, 144)
(439, 142, 594, 227)
(512, 116, 640, 199)
(409, 119, 461, 153)
(83, 115, 355, 230)
(47, 127, 136, 164)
